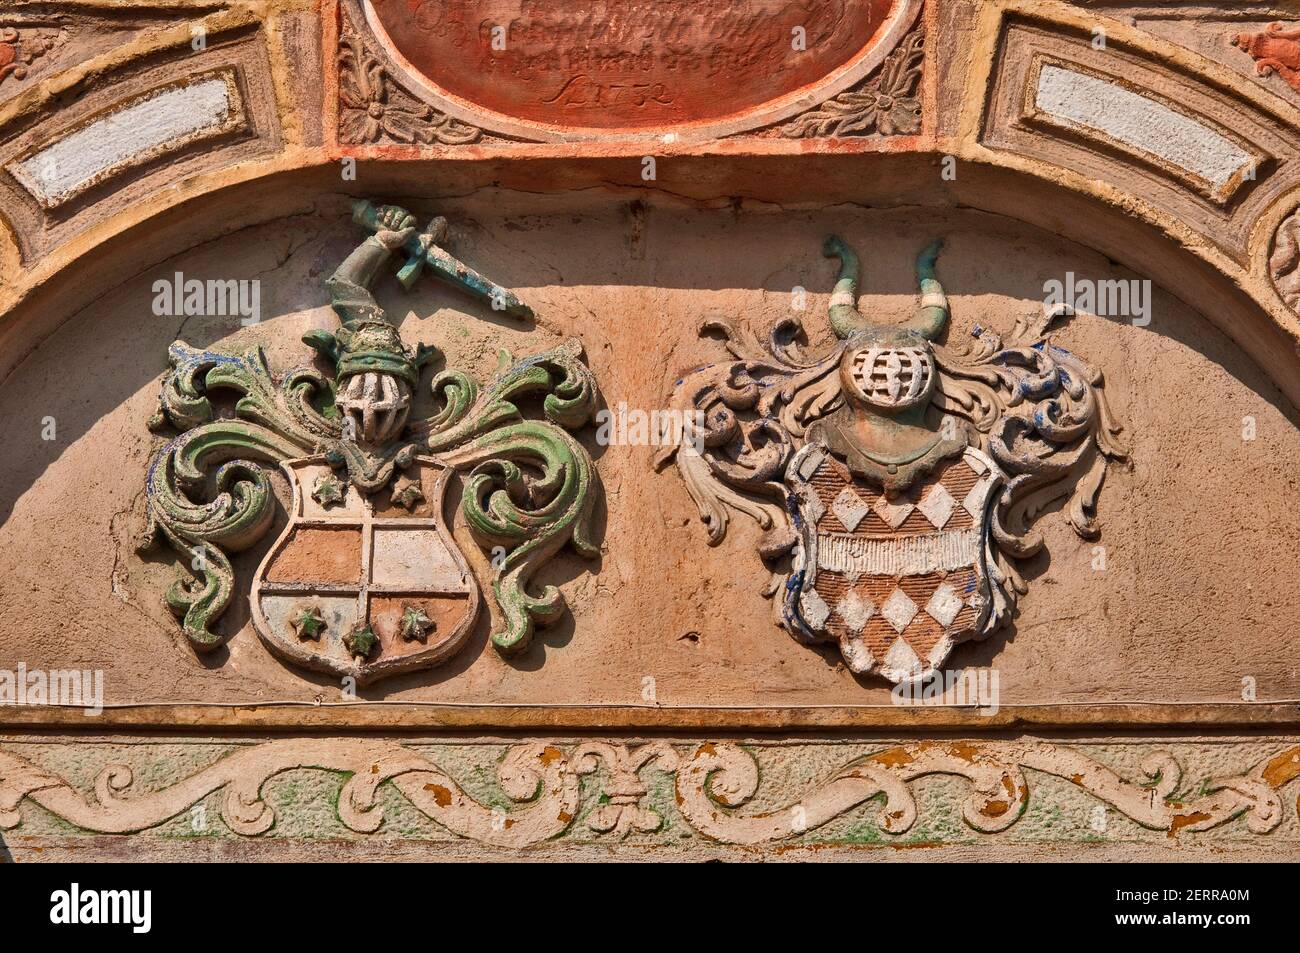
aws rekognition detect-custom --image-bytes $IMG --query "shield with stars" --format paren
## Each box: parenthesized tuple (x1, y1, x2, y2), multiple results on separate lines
(250, 454, 480, 684)
(783, 443, 1003, 683)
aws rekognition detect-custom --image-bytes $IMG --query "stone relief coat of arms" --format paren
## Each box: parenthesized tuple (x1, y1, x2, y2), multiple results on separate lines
(141, 203, 600, 684)
(657, 237, 1126, 683)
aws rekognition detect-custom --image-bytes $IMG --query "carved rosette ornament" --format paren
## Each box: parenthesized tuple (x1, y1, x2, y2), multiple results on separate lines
(781, 27, 923, 138)
(337, 12, 481, 146)
(141, 202, 600, 683)
(656, 237, 1125, 682)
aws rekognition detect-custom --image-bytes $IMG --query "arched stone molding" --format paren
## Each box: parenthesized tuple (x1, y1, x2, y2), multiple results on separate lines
(2, 1, 1298, 405)
(3, 0, 1300, 862)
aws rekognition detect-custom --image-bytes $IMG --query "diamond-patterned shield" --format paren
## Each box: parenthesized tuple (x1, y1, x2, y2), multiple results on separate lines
(251, 455, 480, 684)
(784, 443, 1003, 682)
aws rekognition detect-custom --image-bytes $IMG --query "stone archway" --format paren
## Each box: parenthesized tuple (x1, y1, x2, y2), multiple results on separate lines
(1, 0, 1298, 861)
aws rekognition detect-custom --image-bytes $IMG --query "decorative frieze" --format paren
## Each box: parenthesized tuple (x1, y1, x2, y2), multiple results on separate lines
(2, 738, 1297, 851)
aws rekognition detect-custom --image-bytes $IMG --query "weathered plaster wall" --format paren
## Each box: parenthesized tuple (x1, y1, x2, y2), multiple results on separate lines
(2, 0, 1299, 861)
(0, 195, 1296, 707)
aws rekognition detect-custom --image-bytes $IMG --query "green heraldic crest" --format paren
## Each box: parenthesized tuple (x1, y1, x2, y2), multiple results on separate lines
(141, 202, 600, 683)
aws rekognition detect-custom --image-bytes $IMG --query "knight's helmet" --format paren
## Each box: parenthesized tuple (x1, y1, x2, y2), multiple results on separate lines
(823, 235, 948, 415)
(309, 254, 429, 447)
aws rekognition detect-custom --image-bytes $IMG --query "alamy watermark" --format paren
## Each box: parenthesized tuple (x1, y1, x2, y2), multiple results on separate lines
(152, 271, 261, 326)
(891, 667, 1000, 715)
(594, 402, 706, 454)
(0, 663, 103, 715)
(50, 884, 151, 933)
(1043, 272, 1151, 327)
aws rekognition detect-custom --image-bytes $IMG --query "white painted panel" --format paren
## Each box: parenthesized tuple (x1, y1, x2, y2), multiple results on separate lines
(11, 78, 233, 205)
(1035, 64, 1250, 189)
(371, 528, 464, 589)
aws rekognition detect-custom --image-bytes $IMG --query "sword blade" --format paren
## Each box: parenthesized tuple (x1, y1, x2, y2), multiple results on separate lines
(412, 241, 534, 319)
(352, 199, 533, 319)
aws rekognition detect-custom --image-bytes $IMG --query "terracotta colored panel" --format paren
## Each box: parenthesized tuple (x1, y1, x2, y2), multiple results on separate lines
(264, 527, 363, 585)
(368, 594, 471, 659)
(370, 0, 898, 129)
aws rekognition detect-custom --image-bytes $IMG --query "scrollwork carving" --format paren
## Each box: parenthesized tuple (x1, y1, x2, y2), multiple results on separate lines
(781, 27, 924, 139)
(3, 740, 1295, 847)
(337, 12, 481, 146)
(141, 201, 600, 682)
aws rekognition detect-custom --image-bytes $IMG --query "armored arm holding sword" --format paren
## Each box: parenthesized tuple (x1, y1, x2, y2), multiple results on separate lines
(306, 201, 534, 446)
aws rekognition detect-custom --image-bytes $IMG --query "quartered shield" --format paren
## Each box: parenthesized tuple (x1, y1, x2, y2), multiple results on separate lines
(784, 443, 1003, 683)
(251, 455, 480, 684)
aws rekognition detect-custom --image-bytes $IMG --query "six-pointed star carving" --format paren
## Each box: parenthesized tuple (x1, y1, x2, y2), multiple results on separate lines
(343, 622, 379, 660)
(312, 472, 346, 507)
(390, 471, 425, 510)
(399, 604, 436, 642)
(289, 605, 327, 641)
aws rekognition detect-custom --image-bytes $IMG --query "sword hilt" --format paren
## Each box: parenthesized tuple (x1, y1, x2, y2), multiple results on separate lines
(351, 199, 427, 288)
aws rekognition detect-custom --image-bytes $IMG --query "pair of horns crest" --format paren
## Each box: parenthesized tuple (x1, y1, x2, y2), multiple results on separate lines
(823, 235, 949, 340)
